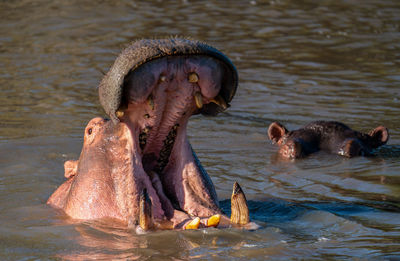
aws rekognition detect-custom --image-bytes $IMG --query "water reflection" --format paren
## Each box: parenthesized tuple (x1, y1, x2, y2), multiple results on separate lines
(0, 0, 399, 259)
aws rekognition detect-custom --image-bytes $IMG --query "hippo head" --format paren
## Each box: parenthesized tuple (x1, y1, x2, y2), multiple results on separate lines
(268, 121, 389, 159)
(48, 38, 250, 230)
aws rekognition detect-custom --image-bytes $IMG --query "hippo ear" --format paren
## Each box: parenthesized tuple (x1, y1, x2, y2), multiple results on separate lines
(368, 126, 389, 147)
(268, 122, 288, 144)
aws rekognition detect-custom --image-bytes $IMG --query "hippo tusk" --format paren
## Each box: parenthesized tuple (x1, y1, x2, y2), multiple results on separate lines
(188, 72, 199, 83)
(206, 214, 221, 228)
(230, 182, 250, 225)
(185, 217, 201, 230)
(116, 109, 124, 118)
(139, 188, 153, 231)
(210, 95, 228, 110)
(194, 91, 203, 109)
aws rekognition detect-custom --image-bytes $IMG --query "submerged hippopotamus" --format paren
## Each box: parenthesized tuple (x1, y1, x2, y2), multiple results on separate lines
(47, 38, 250, 231)
(268, 121, 389, 159)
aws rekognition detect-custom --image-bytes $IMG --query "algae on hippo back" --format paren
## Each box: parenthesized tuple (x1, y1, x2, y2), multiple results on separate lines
(47, 38, 252, 231)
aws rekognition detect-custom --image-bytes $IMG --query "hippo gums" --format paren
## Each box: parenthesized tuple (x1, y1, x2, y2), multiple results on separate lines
(47, 38, 251, 231)
(268, 121, 389, 159)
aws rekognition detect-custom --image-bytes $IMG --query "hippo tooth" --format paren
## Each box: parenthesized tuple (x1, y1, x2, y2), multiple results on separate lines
(185, 217, 200, 230)
(159, 75, 166, 83)
(188, 72, 199, 83)
(206, 214, 221, 228)
(139, 188, 153, 231)
(194, 91, 203, 109)
(210, 95, 228, 110)
(230, 182, 250, 225)
(116, 109, 124, 118)
(147, 94, 155, 110)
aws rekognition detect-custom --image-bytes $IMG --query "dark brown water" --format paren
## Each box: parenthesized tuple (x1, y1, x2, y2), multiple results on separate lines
(1, 0, 399, 259)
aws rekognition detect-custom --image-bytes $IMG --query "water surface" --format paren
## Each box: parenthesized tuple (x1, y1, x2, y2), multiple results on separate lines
(0, 0, 399, 259)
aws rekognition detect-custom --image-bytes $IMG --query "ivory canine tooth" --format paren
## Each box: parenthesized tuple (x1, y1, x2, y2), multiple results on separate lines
(185, 217, 201, 230)
(194, 91, 203, 109)
(211, 95, 228, 110)
(230, 182, 250, 225)
(188, 72, 199, 83)
(206, 214, 221, 228)
(139, 188, 153, 231)
(116, 109, 124, 118)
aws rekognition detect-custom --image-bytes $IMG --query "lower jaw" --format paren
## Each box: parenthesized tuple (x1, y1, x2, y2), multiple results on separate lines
(125, 116, 252, 230)
(136, 180, 252, 231)
(131, 146, 252, 230)
(125, 121, 216, 225)
(47, 119, 251, 230)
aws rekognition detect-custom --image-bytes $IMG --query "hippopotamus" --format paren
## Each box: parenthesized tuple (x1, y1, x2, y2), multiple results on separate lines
(268, 121, 389, 159)
(47, 38, 250, 231)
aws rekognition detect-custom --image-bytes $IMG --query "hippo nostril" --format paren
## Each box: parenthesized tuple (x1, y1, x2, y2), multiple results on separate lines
(87, 128, 92, 135)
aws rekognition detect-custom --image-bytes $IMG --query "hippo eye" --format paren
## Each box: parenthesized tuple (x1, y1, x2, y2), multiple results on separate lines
(87, 128, 93, 135)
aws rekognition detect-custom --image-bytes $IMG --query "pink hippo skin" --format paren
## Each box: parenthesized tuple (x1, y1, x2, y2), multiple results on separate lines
(47, 38, 248, 230)
(268, 121, 389, 159)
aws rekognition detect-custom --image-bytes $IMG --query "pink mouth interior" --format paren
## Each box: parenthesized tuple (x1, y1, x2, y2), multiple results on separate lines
(117, 55, 225, 225)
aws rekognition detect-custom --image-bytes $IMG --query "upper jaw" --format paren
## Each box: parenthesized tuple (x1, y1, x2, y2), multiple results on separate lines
(115, 54, 229, 180)
(98, 38, 238, 123)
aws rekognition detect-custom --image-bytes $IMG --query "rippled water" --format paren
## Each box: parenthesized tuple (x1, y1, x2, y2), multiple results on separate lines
(1, 0, 399, 259)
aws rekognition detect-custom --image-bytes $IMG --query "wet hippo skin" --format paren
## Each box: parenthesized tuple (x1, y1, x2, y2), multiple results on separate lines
(47, 38, 251, 230)
(268, 121, 389, 159)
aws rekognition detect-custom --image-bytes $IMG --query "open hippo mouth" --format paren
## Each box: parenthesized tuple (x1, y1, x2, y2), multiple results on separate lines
(48, 38, 250, 230)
